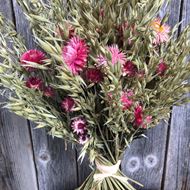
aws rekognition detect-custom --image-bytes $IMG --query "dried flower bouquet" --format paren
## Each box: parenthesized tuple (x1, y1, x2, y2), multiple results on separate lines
(0, 0, 190, 189)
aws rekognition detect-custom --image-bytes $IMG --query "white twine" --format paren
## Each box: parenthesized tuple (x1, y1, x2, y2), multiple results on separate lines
(93, 159, 144, 189)
(93, 160, 122, 182)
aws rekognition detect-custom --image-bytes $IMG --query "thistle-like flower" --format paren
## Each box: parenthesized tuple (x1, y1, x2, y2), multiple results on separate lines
(71, 117, 87, 135)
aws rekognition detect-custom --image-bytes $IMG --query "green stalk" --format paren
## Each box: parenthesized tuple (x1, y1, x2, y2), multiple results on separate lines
(97, 123, 116, 163)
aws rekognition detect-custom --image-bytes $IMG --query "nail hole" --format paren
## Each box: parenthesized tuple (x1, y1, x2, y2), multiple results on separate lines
(126, 157, 140, 173)
(144, 154, 158, 168)
(39, 151, 50, 163)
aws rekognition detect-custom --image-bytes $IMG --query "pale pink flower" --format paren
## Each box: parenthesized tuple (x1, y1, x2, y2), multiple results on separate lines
(61, 97, 75, 112)
(62, 37, 88, 75)
(150, 18, 170, 45)
(146, 116, 152, 124)
(142, 116, 152, 129)
(108, 45, 127, 65)
(97, 45, 126, 66)
(71, 117, 87, 135)
(97, 55, 107, 66)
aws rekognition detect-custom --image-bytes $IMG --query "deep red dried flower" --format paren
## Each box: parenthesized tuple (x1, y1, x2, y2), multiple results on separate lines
(20, 50, 46, 71)
(122, 61, 138, 77)
(25, 77, 43, 90)
(43, 86, 55, 97)
(61, 97, 75, 112)
(85, 68, 104, 83)
(156, 62, 168, 76)
(134, 105, 143, 127)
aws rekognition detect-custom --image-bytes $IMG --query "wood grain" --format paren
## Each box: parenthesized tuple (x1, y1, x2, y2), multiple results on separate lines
(12, 1, 79, 189)
(121, 122, 168, 190)
(163, 0, 190, 189)
(0, 1, 38, 190)
(31, 129, 78, 190)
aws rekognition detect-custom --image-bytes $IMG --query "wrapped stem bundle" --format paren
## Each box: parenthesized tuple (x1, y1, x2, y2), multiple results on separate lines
(0, 0, 190, 189)
(77, 156, 143, 190)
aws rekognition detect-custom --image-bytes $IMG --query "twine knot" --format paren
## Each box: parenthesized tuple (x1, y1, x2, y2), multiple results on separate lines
(93, 160, 121, 182)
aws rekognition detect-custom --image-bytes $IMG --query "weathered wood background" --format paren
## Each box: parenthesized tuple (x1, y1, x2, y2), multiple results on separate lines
(0, 0, 190, 190)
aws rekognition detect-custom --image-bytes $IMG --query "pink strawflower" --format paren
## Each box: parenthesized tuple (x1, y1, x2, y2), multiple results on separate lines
(85, 68, 104, 83)
(97, 45, 126, 66)
(134, 105, 143, 127)
(108, 45, 127, 65)
(20, 50, 46, 71)
(25, 77, 43, 90)
(71, 117, 87, 135)
(146, 116, 152, 124)
(43, 86, 55, 97)
(156, 62, 168, 76)
(79, 134, 90, 145)
(62, 37, 88, 75)
(150, 18, 170, 45)
(121, 91, 133, 110)
(61, 97, 75, 112)
(122, 61, 138, 77)
(97, 55, 107, 66)
(142, 116, 152, 129)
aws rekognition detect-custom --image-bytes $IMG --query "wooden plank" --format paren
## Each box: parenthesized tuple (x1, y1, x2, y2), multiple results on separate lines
(163, 0, 190, 189)
(77, 148, 92, 186)
(0, 111, 38, 190)
(121, 1, 182, 189)
(121, 122, 168, 190)
(12, 1, 79, 189)
(30, 129, 78, 190)
(0, 1, 38, 190)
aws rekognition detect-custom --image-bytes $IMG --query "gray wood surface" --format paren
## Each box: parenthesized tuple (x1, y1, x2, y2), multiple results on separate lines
(122, 122, 168, 190)
(0, 0, 190, 190)
(0, 1, 38, 190)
